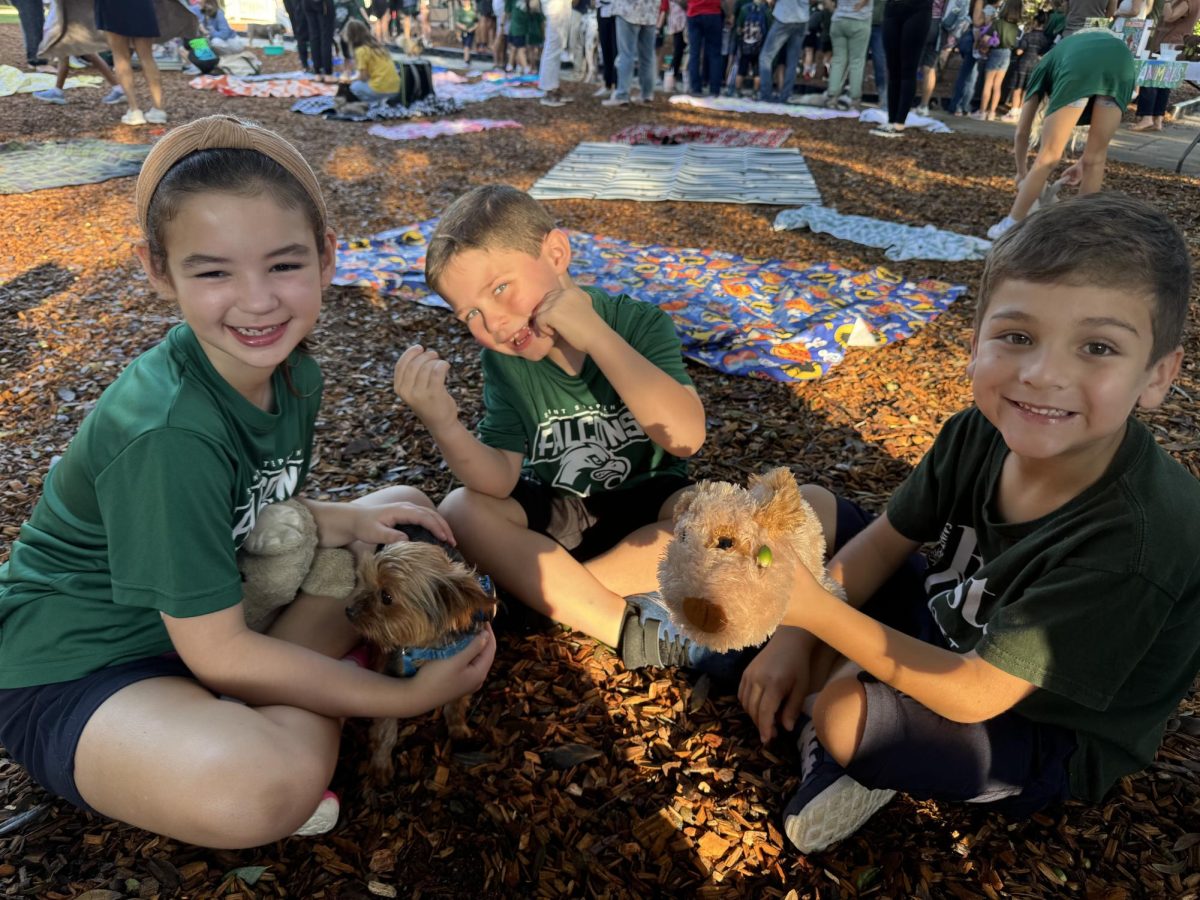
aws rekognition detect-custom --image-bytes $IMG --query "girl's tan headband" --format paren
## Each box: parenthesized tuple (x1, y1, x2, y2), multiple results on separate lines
(134, 115, 327, 232)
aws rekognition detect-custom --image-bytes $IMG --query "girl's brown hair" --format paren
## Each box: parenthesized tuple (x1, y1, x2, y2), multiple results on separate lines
(344, 19, 384, 52)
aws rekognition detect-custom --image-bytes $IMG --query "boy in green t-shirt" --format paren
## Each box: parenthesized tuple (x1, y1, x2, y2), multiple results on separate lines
(393, 185, 736, 675)
(455, 0, 481, 63)
(740, 193, 1199, 853)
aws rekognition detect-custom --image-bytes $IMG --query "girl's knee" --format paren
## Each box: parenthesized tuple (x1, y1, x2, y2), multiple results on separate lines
(812, 675, 867, 768)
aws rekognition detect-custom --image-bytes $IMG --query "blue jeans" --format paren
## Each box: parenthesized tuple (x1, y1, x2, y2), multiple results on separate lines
(758, 19, 806, 103)
(349, 80, 395, 103)
(12, 0, 45, 62)
(869, 22, 887, 104)
(615, 16, 656, 101)
(687, 13, 724, 96)
(948, 30, 977, 113)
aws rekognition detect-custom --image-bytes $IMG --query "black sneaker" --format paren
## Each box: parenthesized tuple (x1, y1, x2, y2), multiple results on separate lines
(782, 719, 895, 853)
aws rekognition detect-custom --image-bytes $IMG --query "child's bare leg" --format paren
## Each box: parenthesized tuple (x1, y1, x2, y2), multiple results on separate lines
(1076, 100, 1122, 195)
(104, 32, 140, 110)
(73, 678, 340, 848)
(440, 488, 627, 646)
(811, 668, 868, 766)
(1009, 101, 1083, 221)
(131, 36, 164, 109)
(85, 52, 120, 86)
(55, 56, 69, 89)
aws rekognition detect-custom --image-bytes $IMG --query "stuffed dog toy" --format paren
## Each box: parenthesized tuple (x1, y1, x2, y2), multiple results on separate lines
(657, 467, 845, 652)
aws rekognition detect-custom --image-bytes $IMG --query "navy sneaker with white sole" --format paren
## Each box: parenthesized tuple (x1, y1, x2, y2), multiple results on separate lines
(783, 719, 895, 853)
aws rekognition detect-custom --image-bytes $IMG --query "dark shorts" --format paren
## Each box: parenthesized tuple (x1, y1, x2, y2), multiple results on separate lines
(508, 33, 527, 46)
(919, 16, 941, 68)
(828, 498, 1076, 816)
(802, 32, 820, 50)
(0, 655, 196, 813)
(512, 474, 693, 562)
(738, 52, 760, 76)
(463, 31, 476, 47)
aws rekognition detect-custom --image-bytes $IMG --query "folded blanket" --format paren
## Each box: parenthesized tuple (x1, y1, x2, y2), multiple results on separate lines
(774, 205, 993, 261)
(368, 119, 522, 140)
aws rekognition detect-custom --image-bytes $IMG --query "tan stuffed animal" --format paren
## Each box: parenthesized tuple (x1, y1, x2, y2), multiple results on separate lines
(238, 499, 358, 632)
(658, 467, 845, 652)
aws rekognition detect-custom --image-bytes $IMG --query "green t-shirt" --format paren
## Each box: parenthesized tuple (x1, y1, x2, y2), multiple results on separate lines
(887, 407, 1200, 802)
(478, 287, 692, 498)
(1025, 31, 1137, 124)
(995, 18, 1018, 47)
(0, 325, 323, 688)
(457, 4, 480, 29)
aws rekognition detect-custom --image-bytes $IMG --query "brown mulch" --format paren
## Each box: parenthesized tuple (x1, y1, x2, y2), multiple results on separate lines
(3, 23, 1200, 900)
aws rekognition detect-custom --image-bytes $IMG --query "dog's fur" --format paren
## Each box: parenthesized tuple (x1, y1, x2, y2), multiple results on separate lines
(658, 468, 845, 652)
(346, 535, 494, 787)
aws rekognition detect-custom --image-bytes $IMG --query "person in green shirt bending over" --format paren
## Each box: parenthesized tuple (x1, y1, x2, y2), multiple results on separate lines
(740, 192, 1200, 853)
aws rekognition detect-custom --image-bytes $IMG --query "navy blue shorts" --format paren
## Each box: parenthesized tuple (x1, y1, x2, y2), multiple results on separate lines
(511, 474, 692, 562)
(0, 655, 195, 812)
(829, 498, 1076, 815)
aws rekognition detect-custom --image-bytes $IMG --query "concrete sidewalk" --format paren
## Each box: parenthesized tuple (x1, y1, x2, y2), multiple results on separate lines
(930, 109, 1200, 177)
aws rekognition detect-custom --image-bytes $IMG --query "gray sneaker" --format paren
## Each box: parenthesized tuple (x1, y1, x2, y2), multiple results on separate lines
(618, 592, 747, 678)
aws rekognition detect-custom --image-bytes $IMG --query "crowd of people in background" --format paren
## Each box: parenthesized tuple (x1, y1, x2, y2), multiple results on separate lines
(12, 0, 1199, 125)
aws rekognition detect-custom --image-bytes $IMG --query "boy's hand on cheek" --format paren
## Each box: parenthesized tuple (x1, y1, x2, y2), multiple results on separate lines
(531, 277, 600, 351)
(393, 345, 459, 431)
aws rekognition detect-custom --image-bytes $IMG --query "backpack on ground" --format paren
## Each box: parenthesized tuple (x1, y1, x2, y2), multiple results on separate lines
(388, 57, 435, 107)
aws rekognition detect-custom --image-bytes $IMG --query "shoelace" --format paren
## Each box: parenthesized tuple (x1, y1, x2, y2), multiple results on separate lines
(799, 721, 822, 781)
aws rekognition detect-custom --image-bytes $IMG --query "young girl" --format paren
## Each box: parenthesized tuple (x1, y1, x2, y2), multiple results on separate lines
(988, 30, 1136, 238)
(345, 19, 401, 104)
(0, 116, 494, 849)
(95, 0, 167, 125)
(974, 0, 1019, 120)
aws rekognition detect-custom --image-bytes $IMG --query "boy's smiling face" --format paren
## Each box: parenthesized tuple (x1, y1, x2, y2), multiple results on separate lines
(970, 278, 1181, 476)
(436, 230, 571, 361)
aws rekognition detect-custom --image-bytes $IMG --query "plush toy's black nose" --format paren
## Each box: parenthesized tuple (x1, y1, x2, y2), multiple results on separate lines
(716, 537, 734, 550)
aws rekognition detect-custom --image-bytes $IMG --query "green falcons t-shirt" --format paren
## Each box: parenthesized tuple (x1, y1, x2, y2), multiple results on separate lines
(887, 407, 1200, 802)
(0, 324, 323, 688)
(478, 287, 691, 498)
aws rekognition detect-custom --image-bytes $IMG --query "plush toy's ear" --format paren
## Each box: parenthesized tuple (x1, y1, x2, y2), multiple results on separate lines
(671, 486, 698, 524)
(749, 467, 803, 536)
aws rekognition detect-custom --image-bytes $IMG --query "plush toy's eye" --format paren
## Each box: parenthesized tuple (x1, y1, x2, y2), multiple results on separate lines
(716, 536, 734, 550)
(678, 529, 687, 543)
(381, 590, 393, 606)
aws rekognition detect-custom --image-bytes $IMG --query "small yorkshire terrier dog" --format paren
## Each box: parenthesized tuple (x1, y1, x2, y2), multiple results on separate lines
(346, 527, 495, 787)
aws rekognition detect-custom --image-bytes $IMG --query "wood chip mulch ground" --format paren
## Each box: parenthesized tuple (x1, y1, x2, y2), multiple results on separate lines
(2, 23, 1200, 899)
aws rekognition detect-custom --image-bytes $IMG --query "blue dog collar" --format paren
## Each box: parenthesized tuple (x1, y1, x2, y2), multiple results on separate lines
(388, 609, 493, 679)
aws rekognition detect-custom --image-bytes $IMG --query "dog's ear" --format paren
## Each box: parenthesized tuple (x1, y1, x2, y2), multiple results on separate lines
(749, 468, 803, 536)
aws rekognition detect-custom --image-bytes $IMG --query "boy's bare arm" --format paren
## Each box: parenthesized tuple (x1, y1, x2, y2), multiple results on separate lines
(393, 345, 523, 497)
(534, 281, 706, 456)
(782, 558, 1038, 723)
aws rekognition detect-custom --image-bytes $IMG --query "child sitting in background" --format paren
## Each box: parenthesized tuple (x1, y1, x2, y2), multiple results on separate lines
(343, 19, 400, 103)
(456, 0, 481, 63)
(198, 0, 247, 54)
(741, 192, 1200, 853)
(1002, 8, 1052, 120)
(394, 185, 737, 677)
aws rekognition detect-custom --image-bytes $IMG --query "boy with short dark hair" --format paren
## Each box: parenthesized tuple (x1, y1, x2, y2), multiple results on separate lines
(396, 184, 731, 673)
(740, 192, 1200, 852)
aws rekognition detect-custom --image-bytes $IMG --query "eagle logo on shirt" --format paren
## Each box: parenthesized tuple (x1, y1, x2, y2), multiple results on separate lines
(553, 442, 632, 494)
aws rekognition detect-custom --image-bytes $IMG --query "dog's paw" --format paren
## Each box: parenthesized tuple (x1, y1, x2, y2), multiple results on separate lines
(243, 501, 313, 556)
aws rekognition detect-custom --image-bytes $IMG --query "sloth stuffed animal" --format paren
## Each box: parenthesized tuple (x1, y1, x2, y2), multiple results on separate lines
(658, 467, 845, 652)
